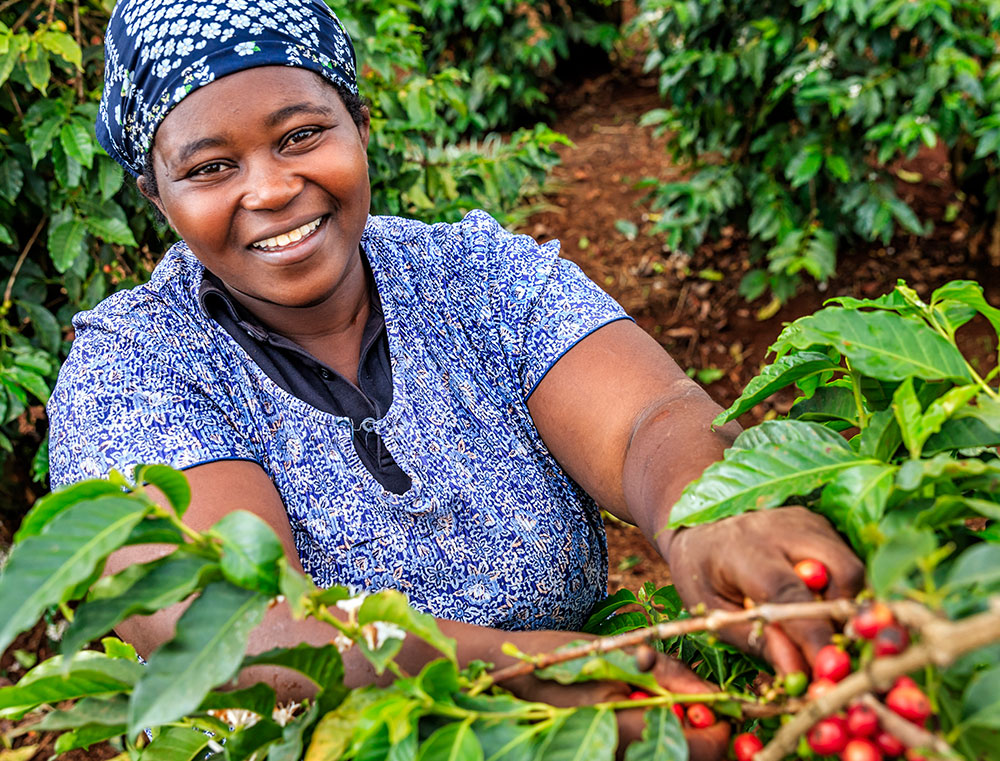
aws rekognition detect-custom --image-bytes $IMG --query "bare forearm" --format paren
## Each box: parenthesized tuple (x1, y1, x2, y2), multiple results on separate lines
(621, 387, 740, 562)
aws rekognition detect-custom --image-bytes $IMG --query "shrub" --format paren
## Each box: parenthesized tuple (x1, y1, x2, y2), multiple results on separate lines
(635, 0, 1000, 303)
(0, 0, 568, 501)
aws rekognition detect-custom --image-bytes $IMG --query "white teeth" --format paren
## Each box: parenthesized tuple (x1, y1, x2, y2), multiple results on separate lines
(251, 217, 322, 250)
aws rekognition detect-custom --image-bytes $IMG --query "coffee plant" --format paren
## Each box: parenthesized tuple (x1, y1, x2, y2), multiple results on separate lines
(1, 278, 998, 760)
(0, 0, 569, 508)
(635, 0, 1000, 303)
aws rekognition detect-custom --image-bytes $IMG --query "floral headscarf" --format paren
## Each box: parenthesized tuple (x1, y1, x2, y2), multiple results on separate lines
(97, 0, 358, 177)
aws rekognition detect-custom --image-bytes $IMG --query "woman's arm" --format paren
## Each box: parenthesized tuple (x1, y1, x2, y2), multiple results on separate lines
(526, 318, 865, 674)
(109, 459, 729, 758)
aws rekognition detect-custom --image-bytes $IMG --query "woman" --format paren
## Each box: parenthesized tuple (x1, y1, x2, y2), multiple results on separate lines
(47, 0, 863, 756)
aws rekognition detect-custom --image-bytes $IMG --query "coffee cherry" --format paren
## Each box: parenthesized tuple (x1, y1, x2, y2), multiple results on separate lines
(847, 704, 880, 737)
(904, 751, 930, 761)
(794, 559, 830, 591)
(686, 703, 715, 728)
(629, 690, 651, 701)
(874, 731, 905, 757)
(852, 601, 895, 640)
(808, 677, 839, 700)
(873, 624, 910, 657)
(672, 703, 686, 723)
(807, 716, 849, 755)
(733, 732, 764, 761)
(842, 737, 884, 761)
(892, 676, 918, 692)
(814, 645, 852, 682)
(886, 684, 931, 725)
(784, 670, 808, 697)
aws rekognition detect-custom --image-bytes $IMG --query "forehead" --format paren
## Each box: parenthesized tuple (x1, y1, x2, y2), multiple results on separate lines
(153, 66, 339, 152)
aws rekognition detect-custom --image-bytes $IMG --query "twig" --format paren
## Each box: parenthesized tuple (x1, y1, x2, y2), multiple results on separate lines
(3, 217, 46, 305)
(859, 694, 956, 758)
(5, 82, 23, 119)
(10, 0, 43, 33)
(754, 601, 1000, 761)
(44, 0, 55, 25)
(72, 0, 84, 101)
(488, 598, 859, 684)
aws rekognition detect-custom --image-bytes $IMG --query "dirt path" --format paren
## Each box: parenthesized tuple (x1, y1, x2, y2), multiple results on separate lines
(525, 71, 1000, 594)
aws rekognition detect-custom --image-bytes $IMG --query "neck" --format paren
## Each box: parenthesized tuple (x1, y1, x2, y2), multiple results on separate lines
(226, 246, 371, 354)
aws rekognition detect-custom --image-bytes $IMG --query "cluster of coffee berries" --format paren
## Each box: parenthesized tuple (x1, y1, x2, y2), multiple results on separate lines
(629, 691, 720, 730)
(806, 675, 932, 761)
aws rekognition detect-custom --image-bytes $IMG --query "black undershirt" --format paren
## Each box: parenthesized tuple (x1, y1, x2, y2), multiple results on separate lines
(198, 269, 411, 494)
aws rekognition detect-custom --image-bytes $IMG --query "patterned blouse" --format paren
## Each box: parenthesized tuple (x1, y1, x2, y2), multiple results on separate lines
(47, 211, 629, 630)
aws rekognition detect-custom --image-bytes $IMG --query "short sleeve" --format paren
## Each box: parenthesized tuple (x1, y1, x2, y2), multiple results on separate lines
(47, 326, 257, 489)
(456, 210, 630, 399)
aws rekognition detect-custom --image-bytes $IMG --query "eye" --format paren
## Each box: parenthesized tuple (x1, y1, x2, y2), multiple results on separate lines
(187, 161, 231, 178)
(283, 126, 322, 149)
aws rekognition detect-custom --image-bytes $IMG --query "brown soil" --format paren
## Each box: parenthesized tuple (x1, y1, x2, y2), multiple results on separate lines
(525, 70, 1000, 595)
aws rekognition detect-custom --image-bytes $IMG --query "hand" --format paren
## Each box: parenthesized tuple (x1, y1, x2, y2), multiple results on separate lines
(665, 506, 865, 675)
(505, 642, 730, 761)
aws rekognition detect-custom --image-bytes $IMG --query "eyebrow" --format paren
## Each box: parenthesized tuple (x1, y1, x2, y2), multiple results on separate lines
(265, 103, 335, 128)
(175, 136, 227, 167)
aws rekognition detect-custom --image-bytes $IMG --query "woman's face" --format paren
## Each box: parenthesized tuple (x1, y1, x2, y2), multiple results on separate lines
(143, 66, 371, 311)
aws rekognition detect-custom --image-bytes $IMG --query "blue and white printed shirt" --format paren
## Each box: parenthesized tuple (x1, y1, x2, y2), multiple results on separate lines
(48, 211, 629, 630)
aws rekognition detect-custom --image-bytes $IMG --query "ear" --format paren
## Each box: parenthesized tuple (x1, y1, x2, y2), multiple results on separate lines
(136, 173, 167, 219)
(358, 104, 371, 152)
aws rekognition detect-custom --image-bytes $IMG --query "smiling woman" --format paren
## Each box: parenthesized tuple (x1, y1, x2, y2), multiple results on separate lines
(44, 1, 864, 758)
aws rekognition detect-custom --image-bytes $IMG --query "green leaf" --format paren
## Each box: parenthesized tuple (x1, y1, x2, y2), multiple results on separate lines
(858, 408, 901, 460)
(0, 652, 142, 719)
(98, 156, 125, 200)
(61, 553, 219, 659)
(582, 589, 638, 633)
(134, 464, 191, 517)
(817, 463, 895, 555)
(26, 113, 64, 167)
(537, 648, 658, 691)
(624, 705, 688, 761)
(0, 495, 151, 654)
(712, 351, 841, 426)
(128, 582, 269, 735)
(279, 557, 317, 618)
(23, 44, 49, 92)
(48, 217, 87, 273)
(946, 545, 1000, 591)
(242, 642, 348, 714)
(38, 30, 81, 68)
(268, 701, 320, 761)
(669, 426, 871, 528)
(35, 695, 128, 730)
(869, 528, 936, 596)
(6, 366, 50, 403)
(84, 213, 137, 246)
(770, 308, 972, 383)
(198, 682, 276, 717)
(359, 590, 457, 663)
(786, 145, 823, 188)
(54, 724, 124, 754)
(140, 726, 213, 761)
(472, 720, 538, 761)
(0, 157, 24, 203)
(59, 119, 95, 168)
(925, 415, 1000, 455)
(212, 510, 284, 594)
(304, 691, 379, 761)
(417, 720, 483, 761)
(536, 707, 616, 761)
(962, 665, 1000, 730)
(15, 300, 61, 355)
(730, 419, 851, 450)
(789, 384, 859, 426)
(221, 718, 284, 761)
(932, 281, 1000, 347)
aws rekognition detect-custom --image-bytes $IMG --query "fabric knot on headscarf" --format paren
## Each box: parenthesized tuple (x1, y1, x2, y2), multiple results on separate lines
(96, 0, 359, 177)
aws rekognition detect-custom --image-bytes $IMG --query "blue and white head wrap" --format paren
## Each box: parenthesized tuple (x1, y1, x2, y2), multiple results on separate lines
(97, 0, 359, 177)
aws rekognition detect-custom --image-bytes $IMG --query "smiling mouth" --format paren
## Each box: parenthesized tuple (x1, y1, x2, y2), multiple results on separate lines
(250, 216, 324, 251)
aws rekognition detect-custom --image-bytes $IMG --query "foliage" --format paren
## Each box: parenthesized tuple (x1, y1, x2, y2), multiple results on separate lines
(667, 278, 1000, 759)
(0, 0, 570, 503)
(635, 0, 1000, 303)
(0, 466, 690, 761)
(416, 0, 622, 131)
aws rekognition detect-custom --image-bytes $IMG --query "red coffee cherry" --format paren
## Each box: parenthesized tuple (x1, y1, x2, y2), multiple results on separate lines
(672, 703, 686, 723)
(807, 716, 849, 755)
(842, 737, 884, 761)
(847, 703, 880, 737)
(892, 676, 918, 692)
(733, 732, 764, 761)
(794, 559, 830, 591)
(808, 677, 839, 700)
(629, 690, 651, 701)
(686, 703, 715, 728)
(873, 624, 910, 657)
(852, 601, 895, 640)
(886, 684, 931, 725)
(904, 751, 930, 761)
(814, 645, 852, 682)
(875, 731, 905, 757)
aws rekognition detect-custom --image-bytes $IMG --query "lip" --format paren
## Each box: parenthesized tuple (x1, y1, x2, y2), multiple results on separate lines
(247, 215, 328, 265)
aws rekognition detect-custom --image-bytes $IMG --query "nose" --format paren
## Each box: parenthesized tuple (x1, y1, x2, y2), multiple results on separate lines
(240, 156, 303, 211)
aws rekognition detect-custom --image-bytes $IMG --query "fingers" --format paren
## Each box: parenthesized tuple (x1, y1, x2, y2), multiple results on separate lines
(648, 650, 718, 695)
(686, 721, 731, 761)
(781, 508, 866, 599)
